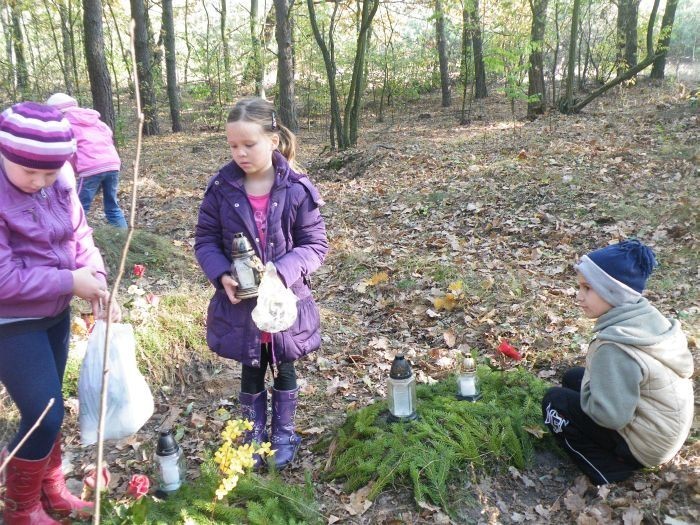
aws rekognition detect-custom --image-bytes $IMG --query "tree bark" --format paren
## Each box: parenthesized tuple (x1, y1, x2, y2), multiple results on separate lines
(250, 0, 264, 96)
(527, 0, 548, 119)
(650, 0, 678, 79)
(306, 0, 343, 148)
(343, 0, 379, 146)
(162, 0, 181, 131)
(435, 0, 450, 107)
(10, 0, 28, 94)
(616, 0, 640, 75)
(220, 0, 231, 98)
(83, 0, 115, 130)
(131, 0, 160, 134)
(469, 0, 487, 99)
(274, 0, 297, 131)
(560, 0, 581, 112)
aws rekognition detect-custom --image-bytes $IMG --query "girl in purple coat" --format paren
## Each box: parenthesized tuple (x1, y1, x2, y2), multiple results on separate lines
(195, 98, 328, 470)
(0, 102, 120, 524)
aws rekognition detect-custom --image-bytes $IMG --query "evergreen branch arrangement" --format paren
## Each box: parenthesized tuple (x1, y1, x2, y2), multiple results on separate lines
(322, 367, 552, 512)
(99, 460, 322, 525)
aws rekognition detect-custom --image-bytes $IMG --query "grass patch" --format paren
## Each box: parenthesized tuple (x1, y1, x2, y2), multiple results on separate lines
(321, 367, 551, 514)
(93, 226, 196, 283)
(99, 460, 322, 525)
(131, 292, 211, 387)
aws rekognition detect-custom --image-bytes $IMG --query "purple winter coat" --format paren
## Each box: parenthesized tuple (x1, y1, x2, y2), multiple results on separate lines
(195, 151, 328, 367)
(0, 161, 107, 318)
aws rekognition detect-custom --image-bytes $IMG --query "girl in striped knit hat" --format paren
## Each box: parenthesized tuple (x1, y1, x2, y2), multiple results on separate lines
(0, 102, 120, 524)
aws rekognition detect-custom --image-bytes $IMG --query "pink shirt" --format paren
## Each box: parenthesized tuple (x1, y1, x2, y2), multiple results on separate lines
(247, 192, 271, 343)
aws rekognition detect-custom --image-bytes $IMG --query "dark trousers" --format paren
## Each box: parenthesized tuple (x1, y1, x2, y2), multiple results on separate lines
(241, 344, 297, 394)
(542, 367, 643, 485)
(0, 314, 70, 459)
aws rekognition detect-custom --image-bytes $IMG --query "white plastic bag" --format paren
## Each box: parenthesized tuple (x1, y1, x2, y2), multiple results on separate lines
(252, 263, 298, 333)
(78, 321, 154, 446)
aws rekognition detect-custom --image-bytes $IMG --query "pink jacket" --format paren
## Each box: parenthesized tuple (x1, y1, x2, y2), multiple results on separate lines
(63, 107, 120, 178)
(0, 162, 107, 318)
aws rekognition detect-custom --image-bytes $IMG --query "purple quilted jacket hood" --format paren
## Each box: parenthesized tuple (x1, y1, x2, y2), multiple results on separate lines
(195, 151, 328, 366)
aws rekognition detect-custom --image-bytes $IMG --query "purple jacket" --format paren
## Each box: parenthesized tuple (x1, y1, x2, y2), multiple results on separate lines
(195, 151, 328, 367)
(0, 161, 107, 318)
(63, 107, 121, 178)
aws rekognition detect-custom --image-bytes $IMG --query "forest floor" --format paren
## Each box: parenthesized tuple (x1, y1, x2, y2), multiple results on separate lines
(2, 80, 699, 524)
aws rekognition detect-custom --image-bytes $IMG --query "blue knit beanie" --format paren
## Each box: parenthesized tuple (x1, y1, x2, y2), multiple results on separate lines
(575, 240, 657, 307)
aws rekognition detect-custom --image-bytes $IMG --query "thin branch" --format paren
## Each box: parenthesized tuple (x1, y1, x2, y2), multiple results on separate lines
(0, 398, 55, 476)
(92, 18, 145, 525)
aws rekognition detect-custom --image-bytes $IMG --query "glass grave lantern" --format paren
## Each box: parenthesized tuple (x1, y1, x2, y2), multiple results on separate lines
(230, 232, 264, 299)
(387, 354, 418, 422)
(155, 429, 186, 494)
(456, 356, 482, 402)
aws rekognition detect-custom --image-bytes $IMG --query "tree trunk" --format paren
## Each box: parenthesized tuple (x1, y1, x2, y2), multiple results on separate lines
(250, 0, 264, 97)
(55, 0, 75, 94)
(274, 0, 297, 131)
(469, 0, 487, 99)
(551, 0, 560, 106)
(10, 0, 28, 94)
(162, 0, 181, 131)
(1, 2, 14, 92)
(616, 0, 640, 75)
(67, 0, 81, 93)
(460, 1, 472, 86)
(435, 0, 450, 107)
(83, 0, 115, 129)
(43, 0, 70, 93)
(343, 0, 379, 146)
(306, 0, 343, 148)
(131, 0, 160, 134)
(527, 0, 548, 119)
(567, 0, 664, 113)
(105, 0, 133, 96)
(650, 0, 678, 79)
(184, 0, 192, 84)
(220, 0, 231, 98)
(560, 0, 581, 112)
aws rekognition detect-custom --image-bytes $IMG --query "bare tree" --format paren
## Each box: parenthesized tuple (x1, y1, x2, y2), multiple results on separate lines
(274, 0, 297, 131)
(527, 0, 548, 119)
(650, 0, 678, 79)
(9, 0, 28, 94)
(435, 0, 450, 107)
(560, 0, 581, 112)
(250, 0, 264, 96)
(83, 0, 115, 130)
(131, 0, 160, 134)
(468, 0, 486, 99)
(162, 0, 181, 131)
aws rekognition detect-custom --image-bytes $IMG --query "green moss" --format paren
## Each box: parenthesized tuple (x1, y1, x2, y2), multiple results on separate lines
(322, 367, 552, 514)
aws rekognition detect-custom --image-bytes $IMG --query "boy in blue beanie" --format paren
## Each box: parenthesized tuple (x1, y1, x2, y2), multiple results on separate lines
(542, 240, 694, 485)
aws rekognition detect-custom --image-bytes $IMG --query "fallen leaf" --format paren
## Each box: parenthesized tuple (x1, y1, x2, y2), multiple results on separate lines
(443, 329, 456, 347)
(523, 425, 546, 438)
(563, 490, 586, 513)
(622, 506, 644, 525)
(366, 271, 389, 286)
(346, 483, 373, 516)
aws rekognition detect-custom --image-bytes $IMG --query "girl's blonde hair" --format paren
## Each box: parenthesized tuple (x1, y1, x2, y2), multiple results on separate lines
(227, 97, 297, 169)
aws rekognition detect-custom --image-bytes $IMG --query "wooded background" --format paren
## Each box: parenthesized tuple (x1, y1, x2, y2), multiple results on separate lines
(1, 0, 698, 147)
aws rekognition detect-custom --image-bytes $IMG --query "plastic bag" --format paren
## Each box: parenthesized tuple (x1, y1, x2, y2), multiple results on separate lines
(251, 262, 298, 333)
(78, 321, 154, 446)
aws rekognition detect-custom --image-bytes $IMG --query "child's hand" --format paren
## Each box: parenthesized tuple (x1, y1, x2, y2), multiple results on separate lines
(220, 273, 241, 304)
(92, 296, 122, 323)
(72, 267, 107, 302)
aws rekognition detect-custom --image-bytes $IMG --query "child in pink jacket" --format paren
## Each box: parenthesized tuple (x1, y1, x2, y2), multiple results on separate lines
(46, 93, 127, 228)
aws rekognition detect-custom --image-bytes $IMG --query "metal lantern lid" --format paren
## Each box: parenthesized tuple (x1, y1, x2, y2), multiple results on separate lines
(390, 354, 413, 380)
(156, 430, 179, 457)
(463, 357, 476, 372)
(231, 232, 255, 257)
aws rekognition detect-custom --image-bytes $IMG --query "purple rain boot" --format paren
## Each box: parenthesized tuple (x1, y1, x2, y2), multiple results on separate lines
(270, 387, 302, 470)
(239, 389, 268, 469)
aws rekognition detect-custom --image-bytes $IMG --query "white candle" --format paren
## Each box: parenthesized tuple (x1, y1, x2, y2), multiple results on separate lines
(459, 376, 476, 396)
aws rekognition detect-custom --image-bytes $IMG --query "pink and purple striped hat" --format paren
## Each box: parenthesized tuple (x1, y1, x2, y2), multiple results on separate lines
(0, 102, 75, 170)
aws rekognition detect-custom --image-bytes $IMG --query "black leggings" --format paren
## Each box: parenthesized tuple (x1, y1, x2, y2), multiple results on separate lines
(241, 344, 297, 394)
(542, 367, 643, 485)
